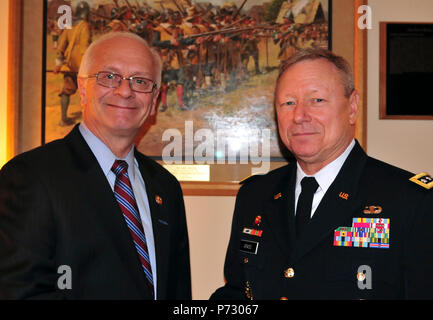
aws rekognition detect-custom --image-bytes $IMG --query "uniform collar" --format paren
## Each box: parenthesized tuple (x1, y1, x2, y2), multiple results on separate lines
(296, 139, 356, 194)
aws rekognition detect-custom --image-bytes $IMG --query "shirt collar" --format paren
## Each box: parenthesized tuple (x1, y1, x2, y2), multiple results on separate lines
(296, 139, 355, 194)
(79, 122, 136, 180)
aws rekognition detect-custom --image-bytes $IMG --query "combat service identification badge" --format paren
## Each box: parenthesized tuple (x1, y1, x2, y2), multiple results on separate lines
(409, 172, 433, 189)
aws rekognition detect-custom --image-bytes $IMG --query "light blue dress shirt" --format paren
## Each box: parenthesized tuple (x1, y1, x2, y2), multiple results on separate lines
(79, 122, 157, 298)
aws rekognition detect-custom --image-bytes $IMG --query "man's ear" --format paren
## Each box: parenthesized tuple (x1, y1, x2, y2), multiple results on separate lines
(150, 87, 161, 116)
(348, 89, 360, 125)
(77, 77, 87, 107)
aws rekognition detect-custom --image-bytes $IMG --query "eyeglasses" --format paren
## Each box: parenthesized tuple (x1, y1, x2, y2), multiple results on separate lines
(85, 71, 157, 93)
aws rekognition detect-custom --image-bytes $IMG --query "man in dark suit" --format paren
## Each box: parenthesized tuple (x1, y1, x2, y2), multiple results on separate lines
(211, 48, 433, 300)
(0, 32, 191, 299)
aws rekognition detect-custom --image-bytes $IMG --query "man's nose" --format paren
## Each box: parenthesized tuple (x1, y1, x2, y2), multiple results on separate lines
(293, 100, 311, 123)
(113, 78, 134, 98)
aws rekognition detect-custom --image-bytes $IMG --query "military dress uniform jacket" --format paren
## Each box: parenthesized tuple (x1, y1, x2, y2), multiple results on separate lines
(211, 141, 433, 300)
(0, 125, 191, 299)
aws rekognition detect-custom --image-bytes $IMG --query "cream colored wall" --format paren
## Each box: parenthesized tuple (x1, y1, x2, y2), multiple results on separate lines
(184, 196, 235, 299)
(367, 0, 433, 174)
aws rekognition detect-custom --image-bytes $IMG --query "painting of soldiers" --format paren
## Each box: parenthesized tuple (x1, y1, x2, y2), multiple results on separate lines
(44, 0, 330, 159)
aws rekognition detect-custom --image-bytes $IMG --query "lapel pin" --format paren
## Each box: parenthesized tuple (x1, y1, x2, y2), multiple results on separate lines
(155, 195, 163, 205)
(274, 192, 282, 200)
(363, 205, 382, 214)
(339, 192, 349, 200)
(254, 215, 262, 226)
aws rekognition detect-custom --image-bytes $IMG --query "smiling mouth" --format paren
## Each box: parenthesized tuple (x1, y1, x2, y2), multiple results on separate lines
(292, 132, 318, 136)
(106, 103, 136, 109)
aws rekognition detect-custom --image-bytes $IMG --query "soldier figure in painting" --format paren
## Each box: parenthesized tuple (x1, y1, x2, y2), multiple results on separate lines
(54, 1, 91, 126)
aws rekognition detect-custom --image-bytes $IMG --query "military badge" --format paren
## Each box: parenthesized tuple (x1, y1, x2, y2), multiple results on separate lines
(339, 192, 349, 200)
(409, 172, 433, 189)
(155, 195, 163, 205)
(243, 227, 263, 237)
(254, 215, 262, 226)
(334, 217, 390, 249)
(363, 205, 382, 214)
(274, 192, 282, 200)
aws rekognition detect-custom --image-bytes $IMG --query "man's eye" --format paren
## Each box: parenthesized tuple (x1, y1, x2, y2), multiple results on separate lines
(103, 73, 116, 80)
(313, 98, 324, 103)
(282, 101, 295, 106)
(134, 78, 145, 84)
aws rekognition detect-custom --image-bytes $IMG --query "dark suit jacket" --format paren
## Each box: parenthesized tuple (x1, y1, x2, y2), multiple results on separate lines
(0, 125, 191, 299)
(211, 141, 433, 299)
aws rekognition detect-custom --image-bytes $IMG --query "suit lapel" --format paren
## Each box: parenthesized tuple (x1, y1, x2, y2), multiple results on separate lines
(291, 141, 367, 263)
(262, 163, 297, 256)
(134, 150, 170, 300)
(64, 125, 152, 298)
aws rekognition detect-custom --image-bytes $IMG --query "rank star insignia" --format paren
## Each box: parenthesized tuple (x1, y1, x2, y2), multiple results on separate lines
(410, 172, 433, 189)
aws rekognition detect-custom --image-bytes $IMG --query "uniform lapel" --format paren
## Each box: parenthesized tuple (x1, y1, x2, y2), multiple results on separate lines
(291, 141, 367, 263)
(262, 163, 297, 256)
(134, 150, 170, 300)
(64, 125, 152, 298)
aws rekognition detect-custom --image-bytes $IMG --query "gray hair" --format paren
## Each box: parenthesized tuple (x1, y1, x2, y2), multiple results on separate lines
(78, 31, 162, 88)
(278, 48, 355, 98)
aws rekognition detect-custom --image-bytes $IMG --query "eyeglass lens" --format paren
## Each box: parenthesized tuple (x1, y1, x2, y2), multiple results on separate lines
(96, 72, 154, 93)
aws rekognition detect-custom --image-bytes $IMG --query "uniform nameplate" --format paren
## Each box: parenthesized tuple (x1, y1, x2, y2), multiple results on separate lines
(240, 239, 259, 254)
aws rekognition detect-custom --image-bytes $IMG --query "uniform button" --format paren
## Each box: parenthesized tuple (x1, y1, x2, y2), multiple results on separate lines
(243, 258, 249, 264)
(284, 267, 295, 278)
(357, 272, 366, 282)
(280, 297, 288, 300)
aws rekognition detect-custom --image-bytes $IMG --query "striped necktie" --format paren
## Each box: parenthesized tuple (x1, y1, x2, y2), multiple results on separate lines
(111, 160, 154, 295)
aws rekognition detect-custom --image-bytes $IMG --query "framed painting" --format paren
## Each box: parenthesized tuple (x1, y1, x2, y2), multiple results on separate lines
(379, 22, 433, 120)
(43, 0, 332, 192)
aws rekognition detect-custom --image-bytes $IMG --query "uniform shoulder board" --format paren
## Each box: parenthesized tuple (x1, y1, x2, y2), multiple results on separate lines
(409, 172, 433, 190)
(239, 173, 263, 185)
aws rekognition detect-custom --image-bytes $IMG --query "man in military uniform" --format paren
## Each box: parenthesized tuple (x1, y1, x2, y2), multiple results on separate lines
(55, 1, 91, 126)
(211, 48, 433, 300)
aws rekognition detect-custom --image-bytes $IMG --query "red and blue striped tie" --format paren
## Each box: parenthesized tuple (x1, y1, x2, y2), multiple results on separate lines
(111, 160, 154, 295)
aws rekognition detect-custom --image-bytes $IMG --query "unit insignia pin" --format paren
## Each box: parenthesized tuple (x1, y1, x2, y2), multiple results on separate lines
(254, 215, 262, 226)
(339, 192, 349, 200)
(155, 195, 163, 205)
(274, 192, 282, 200)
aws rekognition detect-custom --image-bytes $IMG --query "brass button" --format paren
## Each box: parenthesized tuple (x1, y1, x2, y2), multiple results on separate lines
(280, 297, 288, 300)
(357, 272, 366, 282)
(284, 267, 295, 278)
(243, 257, 249, 264)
